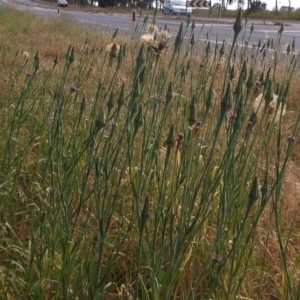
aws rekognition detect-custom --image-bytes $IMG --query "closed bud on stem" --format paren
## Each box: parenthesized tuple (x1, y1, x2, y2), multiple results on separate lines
(205, 40, 210, 57)
(138, 66, 146, 85)
(136, 44, 145, 70)
(246, 68, 255, 90)
(107, 92, 114, 113)
(219, 40, 225, 58)
(261, 171, 268, 200)
(190, 32, 195, 47)
(264, 80, 273, 106)
(95, 109, 105, 133)
(206, 84, 213, 114)
(140, 195, 150, 231)
(117, 44, 126, 67)
(258, 39, 261, 48)
(241, 60, 247, 82)
(80, 94, 87, 115)
(166, 124, 175, 149)
(174, 23, 183, 53)
(229, 64, 235, 80)
(191, 19, 195, 31)
(292, 37, 295, 53)
(117, 84, 125, 109)
(221, 82, 232, 115)
(34, 51, 39, 72)
(189, 95, 197, 126)
(248, 176, 259, 212)
(278, 22, 284, 34)
(166, 82, 173, 104)
(68, 46, 75, 64)
(133, 105, 143, 135)
(233, 8, 243, 40)
(235, 73, 243, 97)
(54, 53, 59, 66)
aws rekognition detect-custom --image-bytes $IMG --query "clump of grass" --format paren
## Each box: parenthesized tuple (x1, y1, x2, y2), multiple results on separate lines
(1, 6, 300, 300)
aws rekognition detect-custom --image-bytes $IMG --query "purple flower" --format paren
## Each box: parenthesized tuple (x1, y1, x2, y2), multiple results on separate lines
(199, 62, 205, 68)
(109, 120, 118, 127)
(71, 85, 79, 93)
(226, 110, 237, 119)
(245, 40, 249, 45)
(155, 94, 166, 103)
(252, 43, 258, 48)
(210, 254, 223, 264)
(26, 71, 33, 77)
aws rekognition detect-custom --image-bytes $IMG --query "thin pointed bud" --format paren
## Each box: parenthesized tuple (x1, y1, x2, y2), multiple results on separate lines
(250, 23, 254, 33)
(230, 64, 235, 80)
(235, 73, 243, 97)
(174, 23, 183, 53)
(95, 109, 105, 133)
(261, 171, 268, 205)
(117, 44, 126, 66)
(248, 176, 259, 212)
(219, 40, 225, 57)
(242, 60, 247, 81)
(265, 67, 271, 85)
(205, 40, 210, 57)
(54, 53, 59, 66)
(246, 68, 255, 90)
(292, 37, 295, 52)
(166, 124, 175, 149)
(112, 28, 119, 39)
(221, 82, 232, 114)
(206, 84, 214, 113)
(190, 32, 195, 47)
(133, 105, 143, 134)
(258, 39, 261, 48)
(140, 195, 150, 231)
(191, 19, 196, 31)
(233, 8, 243, 39)
(189, 95, 197, 126)
(136, 44, 145, 68)
(166, 82, 173, 104)
(233, 45, 237, 59)
(117, 84, 125, 109)
(265, 80, 273, 106)
(180, 65, 186, 82)
(80, 94, 87, 115)
(138, 66, 146, 85)
(278, 83, 289, 106)
(69, 46, 75, 64)
(107, 91, 114, 113)
(34, 51, 39, 71)
(278, 22, 284, 34)
(286, 43, 291, 54)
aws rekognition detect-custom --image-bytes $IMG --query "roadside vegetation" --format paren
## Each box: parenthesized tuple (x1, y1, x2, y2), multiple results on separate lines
(1, 6, 300, 299)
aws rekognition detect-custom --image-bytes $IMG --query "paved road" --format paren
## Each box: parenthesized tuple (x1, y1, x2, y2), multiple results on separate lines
(2, 0, 300, 51)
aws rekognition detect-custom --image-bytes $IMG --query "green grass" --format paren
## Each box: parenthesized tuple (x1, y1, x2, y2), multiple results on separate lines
(1, 6, 300, 300)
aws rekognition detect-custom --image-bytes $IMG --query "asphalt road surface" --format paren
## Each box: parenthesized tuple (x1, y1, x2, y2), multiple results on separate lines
(1, 0, 300, 52)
